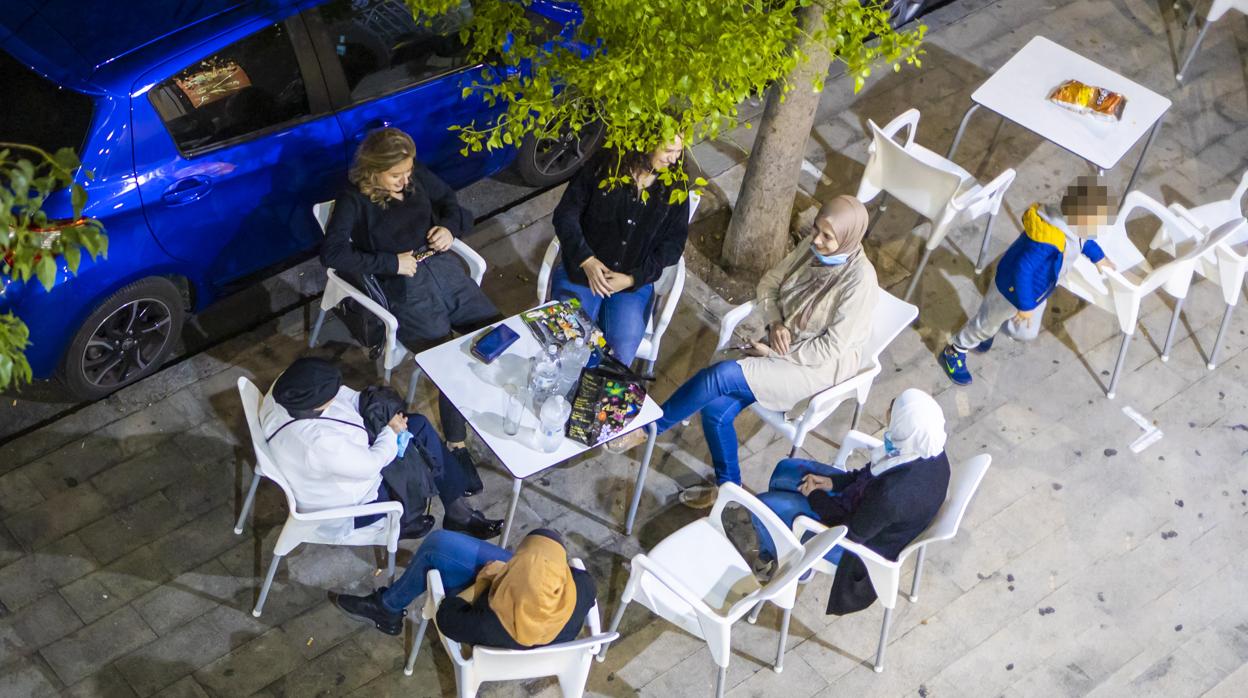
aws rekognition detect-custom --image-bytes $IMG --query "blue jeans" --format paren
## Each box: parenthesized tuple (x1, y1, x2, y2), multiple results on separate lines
(551, 264, 654, 365)
(655, 360, 757, 486)
(380, 530, 512, 613)
(752, 458, 846, 565)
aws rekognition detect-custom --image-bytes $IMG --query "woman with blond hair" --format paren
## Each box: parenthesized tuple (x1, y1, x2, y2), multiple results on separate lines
(321, 127, 498, 506)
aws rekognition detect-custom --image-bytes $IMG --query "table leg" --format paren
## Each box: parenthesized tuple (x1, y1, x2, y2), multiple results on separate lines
(500, 477, 522, 549)
(945, 103, 981, 160)
(624, 424, 659, 536)
(1123, 117, 1164, 198)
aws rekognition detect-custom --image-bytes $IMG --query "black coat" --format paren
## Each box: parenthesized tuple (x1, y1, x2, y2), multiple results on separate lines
(552, 153, 690, 288)
(435, 568, 598, 650)
(808, 452, 951, 615)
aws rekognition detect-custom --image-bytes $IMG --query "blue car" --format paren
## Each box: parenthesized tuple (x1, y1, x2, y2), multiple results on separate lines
(0, 0, 596, 399)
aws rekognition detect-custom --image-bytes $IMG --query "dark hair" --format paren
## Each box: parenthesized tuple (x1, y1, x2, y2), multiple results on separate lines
(1061, 176, 1114, 218)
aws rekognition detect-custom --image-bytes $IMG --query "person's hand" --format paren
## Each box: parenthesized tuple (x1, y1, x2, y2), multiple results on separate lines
(427, 226, 453, 252)
(743, 341, 772, 357)
(1095, 258, 1116, 272)
(798, 474, 835, 496)
(387, 412, 408, 433)
(1012, 310, 1034, 327)
(604, 271, 634, 293)
(396, 251, 418, 276)
(580, 256, 613, 297)
(768, 322, 792, 355)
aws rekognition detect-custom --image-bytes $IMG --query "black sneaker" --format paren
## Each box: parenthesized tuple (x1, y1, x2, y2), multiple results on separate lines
(450, 446, 484, 497)
(332, 589, 405, 635)
(399, 514, 436, 541)
(444, 510, 504, 540)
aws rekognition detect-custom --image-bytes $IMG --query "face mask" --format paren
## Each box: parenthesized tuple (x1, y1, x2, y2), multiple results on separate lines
(396, 429, 414, 458)
(883, 432, 899, 456)
(810, 244, 849, 266)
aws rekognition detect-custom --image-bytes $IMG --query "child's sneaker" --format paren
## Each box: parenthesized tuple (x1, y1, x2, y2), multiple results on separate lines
(973, 337, 995, 354)
(939, 346, 972, 385)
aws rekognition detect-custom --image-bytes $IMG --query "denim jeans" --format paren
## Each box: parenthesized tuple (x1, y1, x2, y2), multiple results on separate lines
(752, 458, 846, 565)
(379, 529, 512, 613)
(655, 360, 757, 486)
(550, 264, 654, 365)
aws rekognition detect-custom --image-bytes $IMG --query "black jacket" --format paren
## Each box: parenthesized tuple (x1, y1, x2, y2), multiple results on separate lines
(435, 568, 598, 650)
(320, 163, 472, 276)
(808, 452, 951, 615)
(552, 154, 690, 288)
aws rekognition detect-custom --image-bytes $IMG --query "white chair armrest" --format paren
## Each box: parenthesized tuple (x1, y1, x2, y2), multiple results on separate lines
(710, 483, 801, 561)
(796, 369, 881, 451)
(450, 239, 487, 286)
(715, 301, 756, 352)
(833, 429, 883, 469)
(324, 269, 401, 367)
(631, 553, 722, 620)
(295, 499, 403, 522)
(648, 259, 686, 350)
(535, 238, 561, 305)
(876, 108, 920, 148)
(1167, 203, 1211, 238)
(953, 168, 1016, 216)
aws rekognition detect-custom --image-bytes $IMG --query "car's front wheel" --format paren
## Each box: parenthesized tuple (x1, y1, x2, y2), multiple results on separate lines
(59, 277, 185, 400)
(515, 121, 606, 187)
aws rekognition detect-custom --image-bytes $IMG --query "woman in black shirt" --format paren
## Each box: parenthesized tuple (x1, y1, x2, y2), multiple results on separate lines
(321, 128, 498, 495)
(550, 137, 690, 365)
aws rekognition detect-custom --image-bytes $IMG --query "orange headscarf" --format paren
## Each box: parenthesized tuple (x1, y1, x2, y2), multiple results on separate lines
(481, 533, 577, 647)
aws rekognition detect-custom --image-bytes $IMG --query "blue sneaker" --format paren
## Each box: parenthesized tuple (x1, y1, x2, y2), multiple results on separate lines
(973, 337, 995, 354)
(939, 346, 972, 385)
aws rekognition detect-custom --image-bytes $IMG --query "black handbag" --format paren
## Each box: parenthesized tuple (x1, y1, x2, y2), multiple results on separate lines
(333, 271, 389, 360)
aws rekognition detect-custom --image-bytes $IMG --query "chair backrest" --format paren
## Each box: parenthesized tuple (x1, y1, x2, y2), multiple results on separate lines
(864, 289, 919, 367)
(746, 525, 847, 612)
(236, 376, 300, 515)
(863, 119, 963, 221)
(1209, 0, 1248, 22)
(900, 454, 992, 557)
(313, 201, 333, 234)
(1138, 217, 1245, 298)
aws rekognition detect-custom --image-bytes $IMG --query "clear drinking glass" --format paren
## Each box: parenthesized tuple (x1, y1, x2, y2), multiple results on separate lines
(504, 385, 528, 436)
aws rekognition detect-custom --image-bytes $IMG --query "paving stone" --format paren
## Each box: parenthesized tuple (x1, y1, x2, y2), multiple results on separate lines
(2, 591, 83, 650)
(59, 546, 171, 625)
(132, 559, 246, 637)
(3, 483, 113, 550)
(0, 657, 60, 697)
(150, 505, 246, 577)
(193, 628, 304, 697)
(63, 665, 139, 698)
(0, 470, 44, 519)
(267, 638, 387, 697)
(40, 605, 157, 686)
(0, 534, 98, 610)
(150, 676, 211, 698)
(77, 493, 188, 565)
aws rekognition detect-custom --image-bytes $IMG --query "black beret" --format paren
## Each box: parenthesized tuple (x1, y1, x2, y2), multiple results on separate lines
(272, 358, 342, 415)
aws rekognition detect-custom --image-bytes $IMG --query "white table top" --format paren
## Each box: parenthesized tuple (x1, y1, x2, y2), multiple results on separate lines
(414, 311, 664, 481)
(971, 36, 1171, 171)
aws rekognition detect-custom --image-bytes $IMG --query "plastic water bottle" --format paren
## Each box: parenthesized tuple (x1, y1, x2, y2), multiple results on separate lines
(530, 344, 560, 408)
(536, 394, 570, 453)
(557, 337, 590, 393)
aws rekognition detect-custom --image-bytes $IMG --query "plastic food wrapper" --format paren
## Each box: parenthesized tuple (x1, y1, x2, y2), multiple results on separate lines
(1048, 79, 1127, 121)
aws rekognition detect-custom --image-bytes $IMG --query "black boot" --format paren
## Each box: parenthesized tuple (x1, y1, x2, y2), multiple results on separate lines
(332, 589, 405, 635)
(444, 510, 504, 540)
(449, 446, 484, 497)
(399, 514, 436, 541)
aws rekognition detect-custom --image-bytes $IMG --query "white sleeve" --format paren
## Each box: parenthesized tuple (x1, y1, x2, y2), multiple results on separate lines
(310, 426, 397, 480)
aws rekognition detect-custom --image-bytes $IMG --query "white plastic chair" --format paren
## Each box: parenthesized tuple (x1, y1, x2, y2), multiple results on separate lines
(233, 376, 402, 617)
(1156, 170, 1248, 368)
(600, 483, 847, 698)
(793, 434, 991, 673)
(714, 289, 917, 457)
(535, 192, 700, 375)
(856, 108, 1017, 300)
(1176, 0, 1248, 81)
(403, 558, 617, 698)
(1059, 191, 1241, 398)
(308, 201, 488, 405)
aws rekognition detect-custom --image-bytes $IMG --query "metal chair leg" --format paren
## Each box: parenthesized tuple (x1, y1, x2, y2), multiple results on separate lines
(1106, 332, 1134, 400)
(904, 246, 936, 302)
(714, 664, 728, 698)
(974, 212, 998, 274)
(405, 366, 420, 406)
(387, 548, 396, 584)
(748, 601, 764, 624)
(309, 308, 327, 348)
(253, 553, 283, 617)
(1177, 17, 1214, 81)
(909, 546, 927, 602)
(597, 601, 629, 663)
(1208, 303, 1235, 369)
(1161, 297, 1186, 361)
(404, 615, 430, 676)
(233, 472, 261, 534)
(775, 607, 792, 673)
(873, 606, 894, 673)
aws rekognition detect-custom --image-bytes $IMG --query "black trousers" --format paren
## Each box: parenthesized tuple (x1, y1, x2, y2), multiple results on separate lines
(378, 254, 501, 442)
(354, 415, 471, 528)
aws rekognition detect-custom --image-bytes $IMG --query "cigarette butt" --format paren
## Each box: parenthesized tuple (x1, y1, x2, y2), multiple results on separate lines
(306, 637, 314, 647)
(374, 568, 382, 577)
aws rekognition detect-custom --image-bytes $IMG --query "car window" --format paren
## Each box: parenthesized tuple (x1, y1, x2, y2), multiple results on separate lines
(148, 22, 311, 154)
(318, 0, 475, 104)
(0, 51, 93, 157)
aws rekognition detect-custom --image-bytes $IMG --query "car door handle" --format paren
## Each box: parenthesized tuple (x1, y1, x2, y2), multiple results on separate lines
(161, 176, 212, 206)
(353, 120, 394, 141)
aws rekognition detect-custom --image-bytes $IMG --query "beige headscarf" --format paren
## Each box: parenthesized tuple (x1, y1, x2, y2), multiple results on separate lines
(472, 532, 577, 647)
(779, 195, 871, 330)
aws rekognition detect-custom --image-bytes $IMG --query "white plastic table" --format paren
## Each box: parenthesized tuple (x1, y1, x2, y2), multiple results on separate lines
(947, 36, 1172, 196)
(414, 309, 664, 547)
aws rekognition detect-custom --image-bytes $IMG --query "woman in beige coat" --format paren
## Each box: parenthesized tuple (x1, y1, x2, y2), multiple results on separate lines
(611, 195, 879, 508)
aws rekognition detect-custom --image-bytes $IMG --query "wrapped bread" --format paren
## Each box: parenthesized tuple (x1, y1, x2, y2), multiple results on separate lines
(1048, 79, 1127, 121)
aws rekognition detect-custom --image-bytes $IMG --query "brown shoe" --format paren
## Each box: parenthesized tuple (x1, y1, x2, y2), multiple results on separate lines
(604, 428, 648, 454)
(678, 484, 719, 509)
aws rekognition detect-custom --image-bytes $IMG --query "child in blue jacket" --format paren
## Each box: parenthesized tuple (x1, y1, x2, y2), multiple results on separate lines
(939, 177, 1116, 385)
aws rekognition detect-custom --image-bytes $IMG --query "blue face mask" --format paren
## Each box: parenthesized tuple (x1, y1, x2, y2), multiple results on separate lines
(396, 429, 414, 458)
(883, 432, 898, 456)
(810, 244, 849, 266)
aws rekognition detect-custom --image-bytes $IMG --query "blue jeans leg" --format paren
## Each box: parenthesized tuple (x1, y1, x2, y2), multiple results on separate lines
(752, 458, 848, 564)
(379, 530, 512, 613)
(655, 361, 757, 485)
(550, 265, 653, 365)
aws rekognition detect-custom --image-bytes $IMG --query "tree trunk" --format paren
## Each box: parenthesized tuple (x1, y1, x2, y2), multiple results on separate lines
(721, 2, 832, 274)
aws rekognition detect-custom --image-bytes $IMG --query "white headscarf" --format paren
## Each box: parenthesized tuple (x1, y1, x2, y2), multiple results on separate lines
(871, 389, 947, 474)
